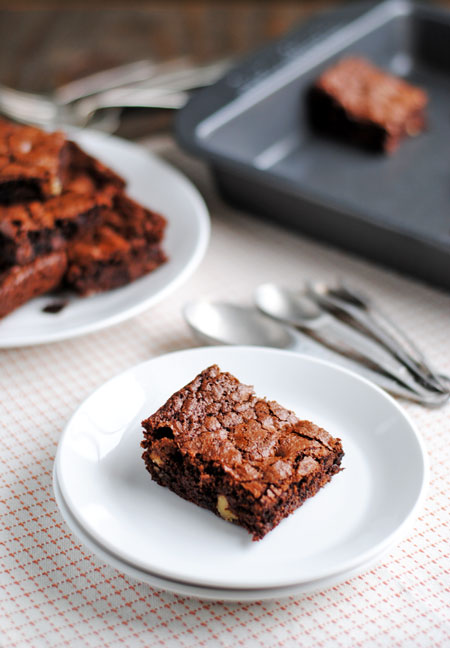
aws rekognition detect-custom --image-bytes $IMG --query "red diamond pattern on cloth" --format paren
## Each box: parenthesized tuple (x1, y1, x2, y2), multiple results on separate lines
(1, 137, 449, 648)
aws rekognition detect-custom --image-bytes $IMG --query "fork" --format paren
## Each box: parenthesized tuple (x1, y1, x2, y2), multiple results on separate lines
(0, 57, 231, 130)
(0, 86, 189, 131)
(0, 58, 164, 130)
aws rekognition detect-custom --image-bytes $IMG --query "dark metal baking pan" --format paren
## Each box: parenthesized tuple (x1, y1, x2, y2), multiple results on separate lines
(176, 0, 450, 290)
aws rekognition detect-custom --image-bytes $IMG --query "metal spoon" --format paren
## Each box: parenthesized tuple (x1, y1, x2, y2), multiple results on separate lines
(254, 283, 443, 400)
(183, 300, 448, 406)
(310, 279, 449, 394)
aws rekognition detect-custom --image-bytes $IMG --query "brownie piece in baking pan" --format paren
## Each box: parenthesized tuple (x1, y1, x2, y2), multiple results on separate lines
(65, 193, 167, 295)
(0, 250, 67, 319)
(141, 365, 344, 541)
(0, 119, 67, 203)
(309, 57, 428, 153)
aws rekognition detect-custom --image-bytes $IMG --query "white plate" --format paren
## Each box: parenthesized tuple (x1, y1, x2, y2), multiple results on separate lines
(53, 467, 391, 601)
(55, 346, 428, 590)
(0, 130, 209, 347)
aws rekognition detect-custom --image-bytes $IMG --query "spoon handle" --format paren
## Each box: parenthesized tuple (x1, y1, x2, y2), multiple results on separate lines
(333, 284, 449, 393)
(288, 330, 449, 407)
(290, 309, 439, 399)
(255, 284, 435, 398)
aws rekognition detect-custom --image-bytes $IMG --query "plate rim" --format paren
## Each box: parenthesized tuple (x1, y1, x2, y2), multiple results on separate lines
(55, 345, 429, 589)
(0, 129, 210, 348)
(52, 465, 393, 602)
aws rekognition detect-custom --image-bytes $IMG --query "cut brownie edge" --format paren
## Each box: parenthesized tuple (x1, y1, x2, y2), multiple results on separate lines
(143, 431, 343, 540)
(63, 141, 126, 198)
(0, 136, 127, 269)
(0, 195, 105, 268)
(0, 251, 67, 319)
(65, 242, 167, 295)
(65, 192, 168, 295)
(141, 365, 344, 541)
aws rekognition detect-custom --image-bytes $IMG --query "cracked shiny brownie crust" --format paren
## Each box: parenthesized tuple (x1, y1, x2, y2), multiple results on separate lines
(141, 365, 344, 541)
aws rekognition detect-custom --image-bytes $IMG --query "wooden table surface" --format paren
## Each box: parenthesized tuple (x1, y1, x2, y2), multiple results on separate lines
(0, 0, 448, 137)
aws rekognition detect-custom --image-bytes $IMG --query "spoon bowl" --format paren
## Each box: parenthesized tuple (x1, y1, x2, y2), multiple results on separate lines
(254, 283, 326, 329)
(183, 300, 295, 349)
(183, 299, 448, 407)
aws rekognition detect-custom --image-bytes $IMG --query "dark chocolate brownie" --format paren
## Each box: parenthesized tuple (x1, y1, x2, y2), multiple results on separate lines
(0, 119, 67, 203)
(309, 57, 428, 153)
(0, 251, 67, 319)
(141, 365, 344, 541)
(63, 141, 126, 199)
(65, 193, 167, 295)
(0, 142, 124, 268)
(103, 192, 167, 245)
(0, 118, 168, 308)
(0, 192, 108, 268)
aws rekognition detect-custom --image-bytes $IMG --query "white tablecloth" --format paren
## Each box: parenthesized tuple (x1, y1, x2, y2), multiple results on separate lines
(1, 135, 449, 647)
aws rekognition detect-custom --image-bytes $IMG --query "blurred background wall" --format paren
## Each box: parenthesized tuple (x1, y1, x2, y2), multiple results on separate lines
(0, 0, 448, 136)
(1, 0, 448, 91)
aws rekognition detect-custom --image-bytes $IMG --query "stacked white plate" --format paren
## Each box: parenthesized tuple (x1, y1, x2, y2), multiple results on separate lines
(54, 346, 428, 601)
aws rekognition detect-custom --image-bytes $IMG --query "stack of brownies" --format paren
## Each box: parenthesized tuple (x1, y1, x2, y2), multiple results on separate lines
(0, 118, 167, 319)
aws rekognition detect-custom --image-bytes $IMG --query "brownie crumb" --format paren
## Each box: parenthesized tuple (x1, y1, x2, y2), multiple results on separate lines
(42, 300, 68, 314)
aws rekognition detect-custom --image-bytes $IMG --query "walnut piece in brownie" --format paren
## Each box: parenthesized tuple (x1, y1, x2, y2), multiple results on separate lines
(65, 193, 167, 295)
(309, 57, 428, 153)
(141, 365, 344, 541)
(0, 251, 67, 318)
(0, 119, 68, 203)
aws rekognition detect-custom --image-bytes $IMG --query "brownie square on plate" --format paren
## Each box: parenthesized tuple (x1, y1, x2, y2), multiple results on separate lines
(141, 365, 344, 541)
